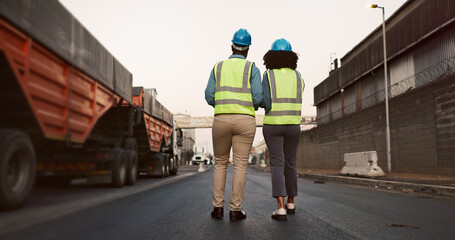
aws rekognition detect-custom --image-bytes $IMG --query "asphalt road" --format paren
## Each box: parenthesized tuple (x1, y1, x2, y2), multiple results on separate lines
(1, 165, 455, 240)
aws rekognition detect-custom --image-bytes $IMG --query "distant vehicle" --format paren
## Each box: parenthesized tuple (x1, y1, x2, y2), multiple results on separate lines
(132, 88, 182, 178)
(191, 146, 210, 165)
(206, 152, 214, 165)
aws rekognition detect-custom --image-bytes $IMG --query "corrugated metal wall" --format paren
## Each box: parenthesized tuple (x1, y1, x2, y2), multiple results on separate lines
(330, 94, 342, 120)
(388, 27, 455, 98)
(389, 53, 415, 97)
(343, 86, 356, 115)
(316, 0, 455, 125)
(413, 28, 455, 87)
(314, 0, 455, 105)
(360, 75, 377, 107)
(317, 101, 329, 124)
(318, 30, 455, 124)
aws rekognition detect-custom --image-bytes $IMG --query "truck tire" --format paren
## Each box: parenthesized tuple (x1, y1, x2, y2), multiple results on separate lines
(170, 156, 178, 176)
(111, 148, 127, 188)
(124, 150, 137, 186)
(159, 161, 165, 178)
(164, 154, 170, 177)
(0, 129, 36, 210)
(149, 153, 165, 178)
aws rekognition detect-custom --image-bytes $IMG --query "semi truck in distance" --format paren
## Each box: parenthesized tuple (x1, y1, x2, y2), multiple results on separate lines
(132, 87, 182, 178)
(0, 0, 181, 210)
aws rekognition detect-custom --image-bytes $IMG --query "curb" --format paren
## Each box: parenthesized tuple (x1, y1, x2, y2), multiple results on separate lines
(301, 173, 455, 198)
(249, 165, 455, 198)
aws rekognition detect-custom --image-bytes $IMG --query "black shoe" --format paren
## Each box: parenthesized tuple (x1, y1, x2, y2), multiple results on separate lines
(211, 207, 223, 219)
(286, 203, 296, 214)
(229, 210, 246, 221)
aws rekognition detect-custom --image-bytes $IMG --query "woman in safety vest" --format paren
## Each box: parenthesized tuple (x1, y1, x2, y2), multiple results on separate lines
(261, 38, 304, 221)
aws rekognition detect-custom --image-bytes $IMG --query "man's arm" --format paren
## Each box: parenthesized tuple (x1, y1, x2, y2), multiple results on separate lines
(204, 69, 216, 107)
(250, 65, 263, 110)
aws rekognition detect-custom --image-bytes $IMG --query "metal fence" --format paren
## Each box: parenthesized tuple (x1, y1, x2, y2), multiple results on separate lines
(317, 57, 455, 125)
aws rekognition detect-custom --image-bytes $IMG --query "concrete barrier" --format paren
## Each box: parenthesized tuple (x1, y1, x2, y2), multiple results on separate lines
(259, 159, 267, 168)
(198, 162, 206, 172)
(340, 151, 385, 177)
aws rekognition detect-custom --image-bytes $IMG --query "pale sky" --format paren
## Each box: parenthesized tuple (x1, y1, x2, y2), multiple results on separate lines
(60, 0, 407, 153)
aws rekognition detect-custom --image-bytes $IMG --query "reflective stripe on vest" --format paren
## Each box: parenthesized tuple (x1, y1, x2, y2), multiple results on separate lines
(214, 58, 255, 116)
(264, 68, 304, 125)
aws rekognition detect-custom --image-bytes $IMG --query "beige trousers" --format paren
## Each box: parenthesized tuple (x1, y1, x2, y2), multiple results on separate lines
(212, 114, 256, 211)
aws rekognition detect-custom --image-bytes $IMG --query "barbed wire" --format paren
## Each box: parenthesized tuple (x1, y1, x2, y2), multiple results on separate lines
(317, 57, 455, 125)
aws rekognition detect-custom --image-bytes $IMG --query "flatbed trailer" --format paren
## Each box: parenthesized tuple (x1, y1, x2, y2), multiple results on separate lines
(0, 1, 138, 210)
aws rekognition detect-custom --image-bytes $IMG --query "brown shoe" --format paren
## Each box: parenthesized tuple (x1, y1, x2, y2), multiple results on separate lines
(229, 210, 246, 221)
(211, 207, 223, 219)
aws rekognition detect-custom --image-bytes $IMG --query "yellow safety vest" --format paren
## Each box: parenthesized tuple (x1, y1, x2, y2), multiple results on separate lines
(263, 68, 304, 125)
(213, 58, 255, 116)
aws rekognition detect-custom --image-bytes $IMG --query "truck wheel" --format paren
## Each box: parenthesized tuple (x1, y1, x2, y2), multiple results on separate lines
(154, 157, 165, 178)
(170, 156, 178, 176)
(149, 153, 165, 178)
(124, 150, 137, 186)
(111, 148, 126, 188)
(0, 129, 36, 210)
(164, 154, 170, 177)
(160, 161, 165, 178)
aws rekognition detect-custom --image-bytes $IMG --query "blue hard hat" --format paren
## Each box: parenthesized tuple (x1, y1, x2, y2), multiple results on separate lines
(232, 28, 252, 46)
(271, 38, 292, 51)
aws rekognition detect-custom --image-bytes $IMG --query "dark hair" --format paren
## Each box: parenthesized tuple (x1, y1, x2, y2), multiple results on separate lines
(263, 50, 299, 70)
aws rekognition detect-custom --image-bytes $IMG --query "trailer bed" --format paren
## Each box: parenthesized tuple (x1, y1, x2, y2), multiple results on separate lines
(0, 19, 119, 143)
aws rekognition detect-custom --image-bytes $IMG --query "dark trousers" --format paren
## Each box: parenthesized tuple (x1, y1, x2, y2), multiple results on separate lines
(263, 124, 300, 198)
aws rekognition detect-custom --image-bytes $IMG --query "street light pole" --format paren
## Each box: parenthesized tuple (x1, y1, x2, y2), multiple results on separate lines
(370, 4, 392, 173)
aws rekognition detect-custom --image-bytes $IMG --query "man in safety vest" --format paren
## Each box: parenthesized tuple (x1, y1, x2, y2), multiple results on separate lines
(205, 28, 262, 221)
